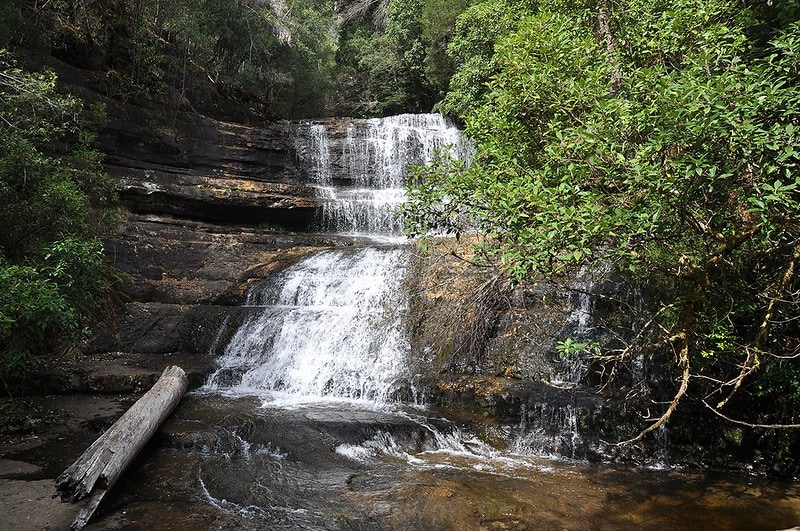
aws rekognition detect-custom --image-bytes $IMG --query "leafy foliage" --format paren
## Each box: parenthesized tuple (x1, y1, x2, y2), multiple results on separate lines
(405, 0, 800, 444)
(421, 0, 470, 99)
(5, 0, 339, 119)
(441, 0, 532, 118)
(5, 0, 475, 118)
(0, 51, 116, 376)
(333, 0, 472, 116)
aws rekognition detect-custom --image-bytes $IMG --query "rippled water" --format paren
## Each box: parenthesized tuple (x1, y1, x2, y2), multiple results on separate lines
(85, 394, 800, 531)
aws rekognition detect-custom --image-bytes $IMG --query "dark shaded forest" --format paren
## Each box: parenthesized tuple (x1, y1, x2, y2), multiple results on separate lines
(1, 0, 469, 120)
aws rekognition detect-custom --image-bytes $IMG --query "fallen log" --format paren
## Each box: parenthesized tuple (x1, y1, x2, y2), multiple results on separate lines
(55, 365, 188, 530)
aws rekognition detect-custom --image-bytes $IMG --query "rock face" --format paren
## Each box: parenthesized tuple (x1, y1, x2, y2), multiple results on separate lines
(116, 168, 316, 228)
(100, 102, 318, 228)
(96, 214, 328, 358)
(406, 238, 653, 463)
(406, 238, 633, 385)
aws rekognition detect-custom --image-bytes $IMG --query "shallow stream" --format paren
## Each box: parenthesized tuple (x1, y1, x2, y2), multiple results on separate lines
(81, 393, 800, 530)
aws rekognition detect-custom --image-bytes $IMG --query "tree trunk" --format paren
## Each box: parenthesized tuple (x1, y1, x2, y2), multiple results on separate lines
(596, 4, 622, 93)
(55, 365, 188, 530)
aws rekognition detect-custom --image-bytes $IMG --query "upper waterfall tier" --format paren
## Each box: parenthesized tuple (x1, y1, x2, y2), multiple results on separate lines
(293, 113, 471, 236)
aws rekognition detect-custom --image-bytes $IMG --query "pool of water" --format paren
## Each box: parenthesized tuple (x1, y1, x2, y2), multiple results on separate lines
(79, 394, 800, 531)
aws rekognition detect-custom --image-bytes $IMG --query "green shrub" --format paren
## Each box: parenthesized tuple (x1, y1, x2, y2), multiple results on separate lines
(0, 51, 117, 378)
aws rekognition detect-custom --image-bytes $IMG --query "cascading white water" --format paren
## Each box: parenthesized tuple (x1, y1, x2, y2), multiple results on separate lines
(205, 247, 412, 403)
(305, 124, 331, 182)
(549, 264, 612, 387)
(295, 113, 471, 236)
(510, 404, 584, 460)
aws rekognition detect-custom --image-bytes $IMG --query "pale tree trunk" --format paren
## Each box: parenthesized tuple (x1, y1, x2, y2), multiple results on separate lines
(55, 366, 188, 530)
(596, 4, 622, 93)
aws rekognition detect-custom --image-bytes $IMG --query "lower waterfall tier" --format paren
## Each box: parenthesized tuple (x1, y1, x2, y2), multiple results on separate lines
(205, 247, 414, 404)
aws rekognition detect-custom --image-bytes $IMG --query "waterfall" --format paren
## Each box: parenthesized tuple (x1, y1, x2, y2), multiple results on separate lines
(294, 113, 471, 236)
(510, 403, 584, 460)
(206, 113, 469, 405)
(206, 247, 412, 403)
(549, 264, 613, 387)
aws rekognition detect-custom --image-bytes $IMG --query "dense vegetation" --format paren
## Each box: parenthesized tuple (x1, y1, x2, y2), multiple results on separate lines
(1, 0, 470, 119)
(406, 0, 800, 460)
(333, 0, 469, 115)
(0, 50, 117, 382)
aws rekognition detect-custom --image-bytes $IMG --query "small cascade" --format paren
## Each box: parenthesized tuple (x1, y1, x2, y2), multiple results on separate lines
(567, 286, 594, 337)
(549, 264, 612, 387)
(304, 124, 331, 182)
(206, 247, 413, 404)
(335, 424, 495, 465)
(520, 266, 617, 459)
(510, 403, 585, 460)
(293, 113, 471, 236)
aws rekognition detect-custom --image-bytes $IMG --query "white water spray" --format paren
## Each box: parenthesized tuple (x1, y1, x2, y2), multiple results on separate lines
(205, 114, 470, 405)
(294, 113, 471, 236)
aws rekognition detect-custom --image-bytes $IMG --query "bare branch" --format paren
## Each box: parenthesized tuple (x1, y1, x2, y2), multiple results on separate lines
(702, 400, 800, 429)
(616, 332, 691, 446)
(716, 243, 798, 409)
(595, 301, 681, 364)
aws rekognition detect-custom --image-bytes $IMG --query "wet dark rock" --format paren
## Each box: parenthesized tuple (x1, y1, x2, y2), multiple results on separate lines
(100, 107, 320, 228)
(13, 352, 212, 396)
(159, 423, 220, 453)
(432, 375, 600, 422)
(116, 167, 317, 229)
(107, 302, 227, 356)
(205, 367, 247, 389)
(0, 460, 42, 480)
(88, 212, 338, 382)
(429, 375, 648, 462)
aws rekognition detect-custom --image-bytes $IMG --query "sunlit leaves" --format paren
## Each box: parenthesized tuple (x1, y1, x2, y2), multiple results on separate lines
(411, 2, 800, 283)
(405, 0, 800, 437)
